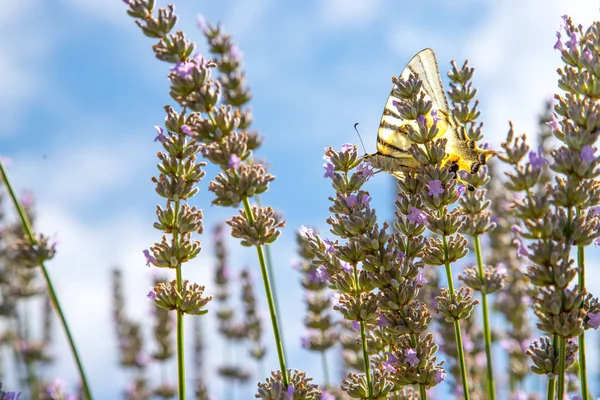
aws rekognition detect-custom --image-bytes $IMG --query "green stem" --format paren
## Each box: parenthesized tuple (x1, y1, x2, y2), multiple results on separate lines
(321, 351, 330, 388)
(576, 207, 588, 400)
(547, 374, 556, 400)
(255, 194, 287, 362)
(419, 384, 428, 400)
(176, 266, 185, 400)
(441, 235, 469, 400)
(172, 200, 186, 400)
(0, 158, 93, 400)
(360, 320, 373, 397)
(241, 197, 288, 386)
(557, 336, 566, 400)
(473, 235, 496, 400)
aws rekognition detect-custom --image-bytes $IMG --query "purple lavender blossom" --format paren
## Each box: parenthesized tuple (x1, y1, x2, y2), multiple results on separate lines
(581, 145, 596, 164)
(323, 238, 336, 254)
(583, 48, 593, 62)
(511, 224, 523, 235)
(431, 109, 441, 124)
(428, 179, 444, 196)
(546, 113, 560, 131)
(170, 61, 196, 78)
(153, 125, 166, 143)
(181, 124, 192, 135)
(417, 115, 427, 131)
(143, 249, 156, 266)
(435, 369, 446, 384)
(228, 154, 241, 169)
(331, 292, 341, 307)
(300, 336, 311, 349)
(565, 31, 578, 50)
(352, 321, 360, 331)
(587, 312, 600, 329)
(529, 146, 548, 171)
(408, 207, 428, 225)
(315, 266, 329, 281)
(320, 392, 336, 400)
(357, 161, 374, 178)
(341, 143, 354, 153)
(554, 31, 564, 51)
(456, 184, 466, 196)
(229, 45, 243, 62)
(340, 261, 352, 273)
(286, 384, 295, 399)
(346, 195, 358, 208)
(496, 263, 508, 276)
(416, 271, 427, 285)
(361, 194, 372, 208)
(323, 161, 335, 178)
(383, 352, 399, 372)
(404, 348, 420, 367)
(147, 289, 158, 300)
(512, 238, 530, 258)
(376, 312, 391, 327)
(298, 226, 314, 238)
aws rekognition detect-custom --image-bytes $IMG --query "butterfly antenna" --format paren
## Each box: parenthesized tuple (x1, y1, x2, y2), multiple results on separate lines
(354, 123, 367, 154)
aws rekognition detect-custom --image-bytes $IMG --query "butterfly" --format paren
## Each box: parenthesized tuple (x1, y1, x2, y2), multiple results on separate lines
(363, 48, 494, 185)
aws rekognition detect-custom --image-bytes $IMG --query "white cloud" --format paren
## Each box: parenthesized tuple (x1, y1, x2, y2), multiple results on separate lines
(60, 0, 129, 26)
(319, 0, 381, 27)
(0, 0, 54, 136)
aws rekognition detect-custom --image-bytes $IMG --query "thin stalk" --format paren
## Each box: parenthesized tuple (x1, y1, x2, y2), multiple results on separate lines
(321, 351, 330, 387)
(546, 375, 556, 400)
(176, 266, 185, 400)
(172, 200, 186, 400)
(576, 207, 588, 400)
(473, 235, 496, 400)
(255, 194, 286, 361)
(359, 321, 373, 397)
(557, 336, 566, 400)
(441, 235, 470, 400)
(0, 159, 93, 400)
(241, 197, 288, 386)
(410, 334, 427, 400)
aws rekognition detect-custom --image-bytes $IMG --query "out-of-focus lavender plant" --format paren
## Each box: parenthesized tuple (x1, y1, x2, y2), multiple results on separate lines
(500, 17, 600, 400)
(212, 224, 251, 389)
(192, 316, 209, 400)
(295, 230, 338, 388)
(111, 269, 150, 400)
(447, 58, 503, 400)
(0, 165, 90, 398)
(240, 268, 266, 366)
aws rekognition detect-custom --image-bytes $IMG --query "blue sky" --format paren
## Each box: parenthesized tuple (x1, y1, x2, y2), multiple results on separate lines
(1, 0, 600, 398)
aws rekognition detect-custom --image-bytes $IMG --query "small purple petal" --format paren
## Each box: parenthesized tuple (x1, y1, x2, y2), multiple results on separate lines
(456, 184, 466, 196)
(346, 194, 358, 208)
(416, 271, 427, 285)
(588, 312, 600, 329)
(143, 249, 156, 267)
(352, 321, 360, 331)
(299, 226, 314, 238)
(581, 145, 596, 164)
(357, 162, 374, 178)
(546, 113, 560, 131)
(427, 179, 444, 197)
(147, 290, 157, 301)
(181, 124, 192, 135)
(408, 207, 428, 226)
(435, 369, 446, 384)
(228, 154, 241, 169)
(341, 144, 354, 153)
(154, 125, 166, 143)
(323, 162, 335, 179)
(404, 348, 420, 367)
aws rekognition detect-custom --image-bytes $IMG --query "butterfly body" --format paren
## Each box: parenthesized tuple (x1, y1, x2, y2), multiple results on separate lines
(365, 48, 494, 178)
